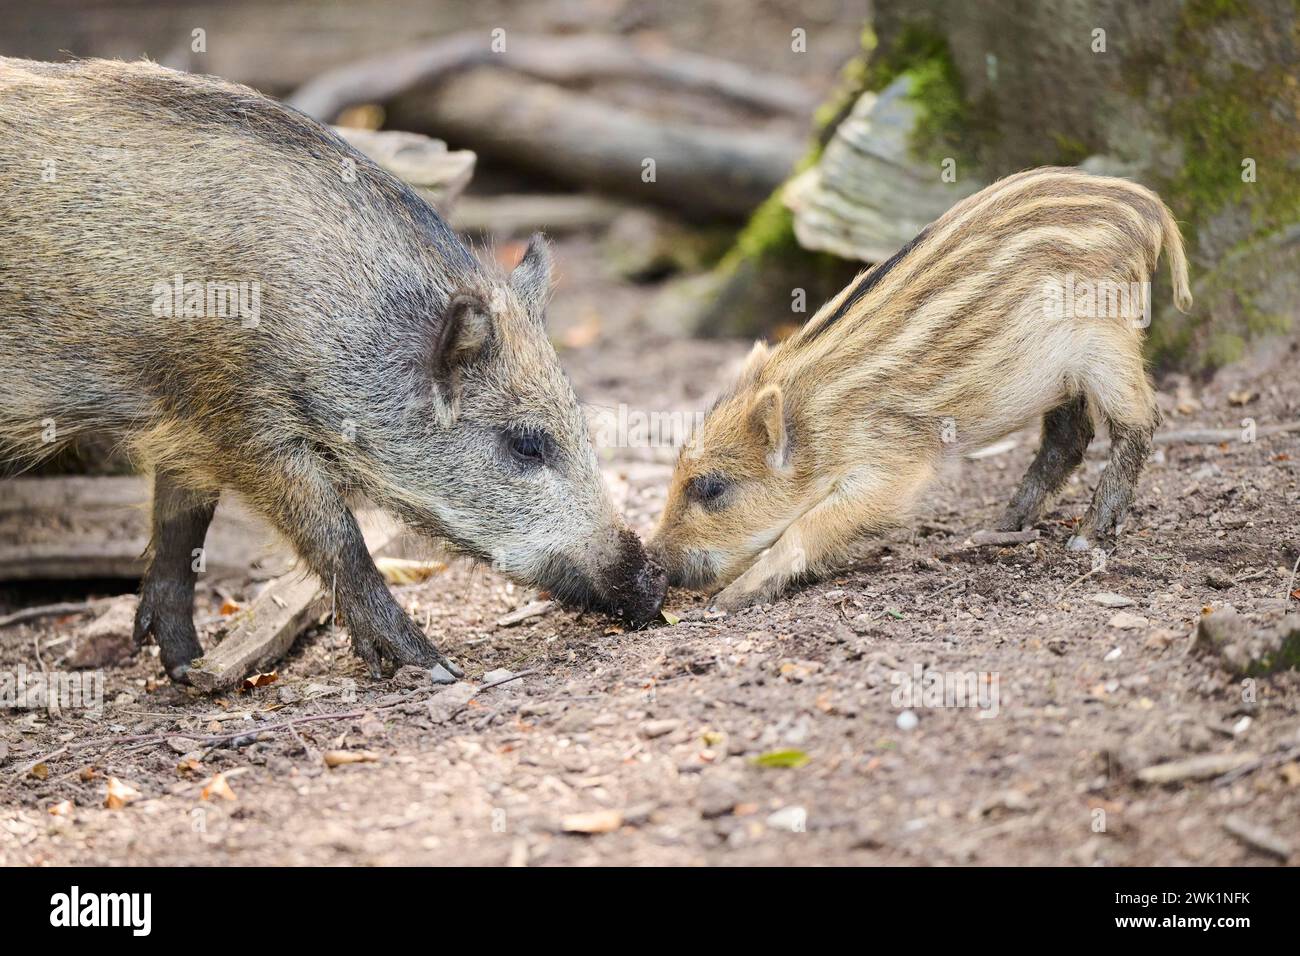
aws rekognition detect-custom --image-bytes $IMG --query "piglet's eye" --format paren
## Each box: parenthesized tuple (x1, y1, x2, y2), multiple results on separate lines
(687, 473, 729, 505)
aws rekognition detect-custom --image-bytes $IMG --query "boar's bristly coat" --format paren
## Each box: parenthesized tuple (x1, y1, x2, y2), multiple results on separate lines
(0, 57, 666, 681)
(650, 167, 1191, 610)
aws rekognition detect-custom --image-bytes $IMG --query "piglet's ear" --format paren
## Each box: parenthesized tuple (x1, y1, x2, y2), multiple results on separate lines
(748, 384, 789, 469)
(427, 292, 493, 411)
(509, 232, 553, 319)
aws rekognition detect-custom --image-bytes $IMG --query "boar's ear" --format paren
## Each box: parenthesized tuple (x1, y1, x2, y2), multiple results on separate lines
(748, 384, 789, 469)
(509, 232, 553, 319)
(427, 292, 493, 409)
(738, 340, 771, 385)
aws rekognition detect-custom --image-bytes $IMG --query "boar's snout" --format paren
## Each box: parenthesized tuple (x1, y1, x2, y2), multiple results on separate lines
(597, 529, 667, 625)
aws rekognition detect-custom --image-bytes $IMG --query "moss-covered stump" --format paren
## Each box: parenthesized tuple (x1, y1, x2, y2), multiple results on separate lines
(864, 0, 1300, 369)
(785, 75, 984, 263)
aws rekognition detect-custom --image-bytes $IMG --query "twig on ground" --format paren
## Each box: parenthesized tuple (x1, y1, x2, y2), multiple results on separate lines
(1284, 554, 1300, 605)
(1058, 568, 1099, 601)
(1212, 745, 1300, 788)
(0, 597, 117, 629)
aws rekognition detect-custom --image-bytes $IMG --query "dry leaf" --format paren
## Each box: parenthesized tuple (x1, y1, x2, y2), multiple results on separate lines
(661, 610, 681, 625)
(323, 749, 380, 768)
(219, 598, 242, 616)
(242, 670, 279, 690)
(105, 776, 141, 809)
(375, 557, 447, 586)
(201, 772, 237, 801)
(29, 763, 48, 781)
(561, 809, 624, 834)
(48, 800, 73, 817)
(176, 758, 202, 776)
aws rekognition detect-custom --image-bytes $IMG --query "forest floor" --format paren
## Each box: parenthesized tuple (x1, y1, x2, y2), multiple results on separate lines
(1, 230, 1298, 866)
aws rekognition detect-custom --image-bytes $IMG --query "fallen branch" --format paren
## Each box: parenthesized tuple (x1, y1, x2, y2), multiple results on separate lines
(289, 31, 818, 122)
(1088, 420, 1300, 455)
(451, 193, 628, 237)
(960, 529, 1040, 549)
(0, 476, 273, 583)
(1137, 751, 1259, 785)
(1213, 744, 1300, 788)
(0, 597, 118, 630)
(186, 511, 402, 693)
(384, 69, 801, 219)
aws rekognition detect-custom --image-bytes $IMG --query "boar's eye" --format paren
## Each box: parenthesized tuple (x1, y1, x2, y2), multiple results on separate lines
(504, 427, 553, 468)
(687, 473, 730, 507)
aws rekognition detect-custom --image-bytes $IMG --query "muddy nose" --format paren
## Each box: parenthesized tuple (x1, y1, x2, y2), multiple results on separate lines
(623, 557, 667, 624)
(610, 529, 667, 625)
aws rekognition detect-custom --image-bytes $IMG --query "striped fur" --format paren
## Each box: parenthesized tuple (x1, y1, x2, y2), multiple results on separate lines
(649, 167, 1191, 609)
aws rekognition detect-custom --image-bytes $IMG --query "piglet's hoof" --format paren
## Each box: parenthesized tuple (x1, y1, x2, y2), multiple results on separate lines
(429, 662, 459, 684)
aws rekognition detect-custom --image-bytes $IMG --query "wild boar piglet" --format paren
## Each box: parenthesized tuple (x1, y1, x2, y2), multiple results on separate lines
(650, 167, 1191, 609)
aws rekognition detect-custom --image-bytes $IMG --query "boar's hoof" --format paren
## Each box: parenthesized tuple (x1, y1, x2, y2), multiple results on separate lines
(133, 593, 204, 684)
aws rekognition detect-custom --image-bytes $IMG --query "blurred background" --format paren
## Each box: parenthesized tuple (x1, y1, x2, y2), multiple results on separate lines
(2, 0, 1293, 364)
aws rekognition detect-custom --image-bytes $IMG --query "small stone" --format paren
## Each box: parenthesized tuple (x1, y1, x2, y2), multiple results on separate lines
(1205, 570, 1235, 590)
(1091, 592, 1135, 608)
(166, 736, 200, 754)
(561, 809, 623, 834)
(428, 663, 457, 685)
(766, 806, 808, 832)
(639, 718, 682, 739)
(1103, 647, 1123, 662)
(896, 710, 919, 731)
(1108, 611, 1149, 630)
(482, 668, 520, 686)
(426, 682, 477, 722)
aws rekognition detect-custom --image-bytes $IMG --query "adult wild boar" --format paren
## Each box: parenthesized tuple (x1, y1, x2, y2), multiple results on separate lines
(0, 57, 665, 682)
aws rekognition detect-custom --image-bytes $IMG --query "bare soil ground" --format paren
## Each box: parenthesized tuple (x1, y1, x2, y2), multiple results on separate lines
(2, 231, 1298, 866)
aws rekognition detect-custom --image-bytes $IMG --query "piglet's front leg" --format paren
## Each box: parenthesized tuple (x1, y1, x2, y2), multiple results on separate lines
(711, 532, 810, 611)
(711, 469, 930, 612)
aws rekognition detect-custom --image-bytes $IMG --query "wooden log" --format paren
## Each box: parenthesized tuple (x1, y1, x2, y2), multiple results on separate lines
(386, 69, 802, 220)
(0, 477, 276, 582)
(289, 32, 819, 123)
(186, 512, 402, 692)
(451, 193, 628, 237)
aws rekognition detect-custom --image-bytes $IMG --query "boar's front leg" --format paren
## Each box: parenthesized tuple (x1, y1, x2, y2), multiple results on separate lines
(712, 468, 931, 611)
(134, 468, 218, 683)
(241, 462, 462, 681)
